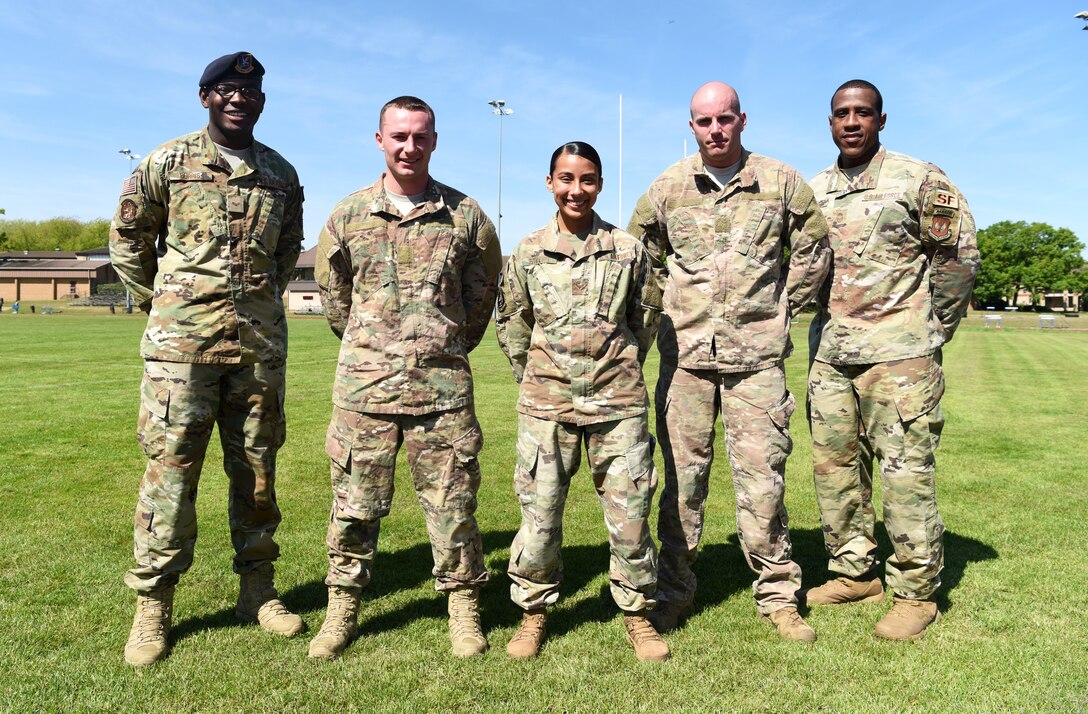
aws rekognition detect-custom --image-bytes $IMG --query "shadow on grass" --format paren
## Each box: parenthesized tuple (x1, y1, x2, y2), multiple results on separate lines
(171, 529, 517, 644)
(785, 524, 998, 613)
(171, 524, 996, 645)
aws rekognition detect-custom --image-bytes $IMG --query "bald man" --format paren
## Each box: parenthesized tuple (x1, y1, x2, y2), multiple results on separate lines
(628, 82, 830, 641)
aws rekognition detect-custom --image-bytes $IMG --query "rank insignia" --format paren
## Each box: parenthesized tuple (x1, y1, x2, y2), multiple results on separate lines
(119, 199, 138, 224)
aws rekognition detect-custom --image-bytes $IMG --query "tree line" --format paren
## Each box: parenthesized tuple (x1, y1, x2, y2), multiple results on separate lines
(974, 221, 1087, 308)
(0, 215, 110, 252)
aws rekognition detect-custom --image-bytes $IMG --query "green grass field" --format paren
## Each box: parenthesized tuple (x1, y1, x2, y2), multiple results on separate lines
(0, 312, 1085, 712)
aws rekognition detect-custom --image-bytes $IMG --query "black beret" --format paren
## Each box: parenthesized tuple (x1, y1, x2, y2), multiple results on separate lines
(199, 52, 265, 87)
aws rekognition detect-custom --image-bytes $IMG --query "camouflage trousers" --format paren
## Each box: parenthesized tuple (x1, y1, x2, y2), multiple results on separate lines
(125, 360, 286, 593)
(808, 356, 945, 600)
(509, 413, 659, 613)
(655, 363, 801, 615)
(323, 404, 487, 592)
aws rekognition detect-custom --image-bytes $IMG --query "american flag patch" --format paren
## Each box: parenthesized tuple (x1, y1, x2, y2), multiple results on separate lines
(120, 175, 137, 196)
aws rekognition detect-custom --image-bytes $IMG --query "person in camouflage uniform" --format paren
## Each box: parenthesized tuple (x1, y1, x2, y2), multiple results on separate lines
(110, 52, 306, 666)
(495, 142, 668, 662)
(627, 82, 830, 642)
(309, 96, 502, 660)
(803, 80, 979, 640)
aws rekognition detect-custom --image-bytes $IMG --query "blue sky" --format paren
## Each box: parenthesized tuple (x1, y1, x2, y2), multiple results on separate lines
(3, 2, 1087, 256)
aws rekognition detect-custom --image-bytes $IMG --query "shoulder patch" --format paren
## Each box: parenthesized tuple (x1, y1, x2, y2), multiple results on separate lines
(119, 199, 138, 224)
(120, 175, 137, 196)
(933, 190, 959, 211)
(929, 215, 951, 240)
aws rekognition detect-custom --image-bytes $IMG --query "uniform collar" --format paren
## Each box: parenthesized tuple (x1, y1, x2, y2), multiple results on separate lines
(542, 212, 614, 260)
(692, 149, 758, 194)
(198, 127, 269, 181)
(824, 145, 886, 195)
(367, 174, 446, 219)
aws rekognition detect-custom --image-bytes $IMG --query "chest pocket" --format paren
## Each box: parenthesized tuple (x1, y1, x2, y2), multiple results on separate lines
(857, 203, 913, 267)
(251, 181, 288, 252)
(595, 258, 632, 323)
(421, 225, 467, 309)
(526, 261, 571, 326)
(734, 204, 782, 267)
(665, 207, 714, 266)
(166, 171, 225, 256)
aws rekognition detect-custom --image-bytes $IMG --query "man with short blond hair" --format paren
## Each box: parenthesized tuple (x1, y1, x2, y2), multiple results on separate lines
(310, 96, 502, 660)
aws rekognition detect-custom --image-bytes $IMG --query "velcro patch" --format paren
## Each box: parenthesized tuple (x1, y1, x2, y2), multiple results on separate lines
(929, 215, 951, 240)
(120, 175, 137, 196)
(933, 190, 959, 211)
(119, 199, 138, 224)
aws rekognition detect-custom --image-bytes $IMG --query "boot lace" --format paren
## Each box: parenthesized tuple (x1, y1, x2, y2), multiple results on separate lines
(510, 612, 546, 644)
(624, 615, 661, 645)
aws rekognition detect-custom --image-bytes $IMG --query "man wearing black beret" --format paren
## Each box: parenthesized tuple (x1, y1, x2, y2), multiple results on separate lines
(110, 51, 305, 666)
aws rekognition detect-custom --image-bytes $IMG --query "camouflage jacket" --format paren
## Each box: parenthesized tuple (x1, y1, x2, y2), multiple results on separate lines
(495, 214, 662, 425)
(316, 176, 501, 415)
(628, 151, 830, 373)
(809, 147, 979, 365)
(109, 128, 304, 366)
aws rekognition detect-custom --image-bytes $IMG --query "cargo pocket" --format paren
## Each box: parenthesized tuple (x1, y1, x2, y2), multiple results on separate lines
(595, 259, 630, 323)
(625, 438, 656, 520)
(893, 363, 945, 424)
(514, 436, 539, 507)
(137, 380, 169, 462)
(133, 501, 156, 567)
(767, 391, 797, 436)
(325, 423, 353, 501)
(446, 422, 484, 509)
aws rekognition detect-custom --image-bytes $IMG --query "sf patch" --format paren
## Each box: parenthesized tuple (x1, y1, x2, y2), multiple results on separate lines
(119, 198, 138, 224)
(933, 190, 959, 211)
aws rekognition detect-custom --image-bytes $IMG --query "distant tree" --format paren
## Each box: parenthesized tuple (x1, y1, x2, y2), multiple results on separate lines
(0, 208, 6, 249)
(975, 221, 1085, 307)
(0, 216, 110, 252)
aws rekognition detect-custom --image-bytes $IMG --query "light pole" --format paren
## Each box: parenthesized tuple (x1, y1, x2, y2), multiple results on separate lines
(118, 148, 141, 173)
(117, 148, 141, 313)
(487, 100, 513, 241)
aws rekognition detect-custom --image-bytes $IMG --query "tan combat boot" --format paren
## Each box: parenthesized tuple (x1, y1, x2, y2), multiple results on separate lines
(874, 597, 940, 640)
(647, 600, 694, 634)
(308, 586, 361, 659)
(506, 609, 547, 659)
(448, 587, 488, 657)
(623, 613, 670, 662)
(236, 564, 305, 637)
(802, 575, 886, 605)
(760, 606, 817, 643)
(124, 584, 175, 666)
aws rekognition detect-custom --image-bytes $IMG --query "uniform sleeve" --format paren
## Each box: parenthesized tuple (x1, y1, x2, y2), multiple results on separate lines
(494, 249, 533, 383)
(928, 186, 979, 342)
(108, 157, 166, 313)
(627, 189, 669, 293)
(461, 210, 502, 353)
(919, 169, 964, 249)
(315, 216, 353, 339)
(626, 243, 663, 364)
(273, 182, 305, 296)
(782, 172, 831, 317)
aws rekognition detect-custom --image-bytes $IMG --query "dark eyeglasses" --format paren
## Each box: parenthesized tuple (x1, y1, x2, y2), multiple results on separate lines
(210, 84, 262, 101)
